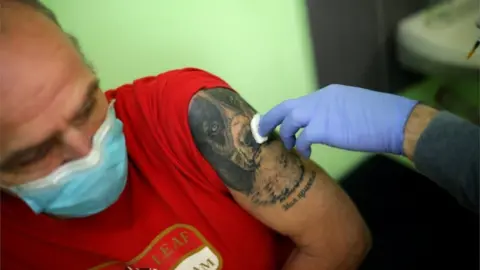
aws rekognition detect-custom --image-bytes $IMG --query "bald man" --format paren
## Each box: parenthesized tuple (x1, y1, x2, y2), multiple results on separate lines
(0, 1, 370, 269)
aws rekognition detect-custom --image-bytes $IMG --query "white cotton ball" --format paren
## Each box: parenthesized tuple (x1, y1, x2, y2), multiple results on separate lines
(250, 113, 268, 144)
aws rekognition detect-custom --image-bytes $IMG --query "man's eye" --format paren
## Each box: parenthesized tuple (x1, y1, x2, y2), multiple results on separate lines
(17, 144, 54, 168)
(73, 99, 97, 125)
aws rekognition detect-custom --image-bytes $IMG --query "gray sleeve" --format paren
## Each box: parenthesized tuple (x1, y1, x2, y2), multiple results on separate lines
(413, 111, 479, 213)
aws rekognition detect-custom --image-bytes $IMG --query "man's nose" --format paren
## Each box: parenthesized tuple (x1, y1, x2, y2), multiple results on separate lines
(61, 127, 92, 161)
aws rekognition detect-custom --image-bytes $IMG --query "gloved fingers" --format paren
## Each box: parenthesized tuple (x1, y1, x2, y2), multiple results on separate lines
(279, 134, 296, 151)
(279, 110, 309, 150)
(295, 126, 318, 158)
(258, 99, 299, 137)
(296, 143, 312, 159)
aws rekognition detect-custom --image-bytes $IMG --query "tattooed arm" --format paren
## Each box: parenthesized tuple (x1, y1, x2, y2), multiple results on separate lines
(188, 88, 371, 270)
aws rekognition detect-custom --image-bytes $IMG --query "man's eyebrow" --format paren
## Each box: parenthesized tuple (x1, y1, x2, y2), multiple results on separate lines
(0, 78, 100, 171)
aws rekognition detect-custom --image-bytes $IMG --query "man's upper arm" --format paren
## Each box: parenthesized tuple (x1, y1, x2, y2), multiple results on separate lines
(188, 88, 369, 259)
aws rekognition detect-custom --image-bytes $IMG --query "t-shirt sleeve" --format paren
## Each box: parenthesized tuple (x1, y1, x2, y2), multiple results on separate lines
(413, 111, 479, 213)
(131, 68, 235, 192)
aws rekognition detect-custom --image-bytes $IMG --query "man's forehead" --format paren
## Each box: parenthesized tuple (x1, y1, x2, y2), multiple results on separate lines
(0, 1, 95, 161)
(0, 0, 87, 111)
(0, 41, 86, 126)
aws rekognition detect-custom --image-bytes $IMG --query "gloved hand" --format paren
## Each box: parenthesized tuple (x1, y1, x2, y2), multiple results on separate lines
(258, 84, 419, 158)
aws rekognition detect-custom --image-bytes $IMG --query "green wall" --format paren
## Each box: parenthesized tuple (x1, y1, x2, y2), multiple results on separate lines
(41, 0, 370, 178)
(42, 0, 317, 105)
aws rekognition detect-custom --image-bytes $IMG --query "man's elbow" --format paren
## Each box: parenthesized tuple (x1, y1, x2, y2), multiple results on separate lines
(290, 222, 371, 270)
(352, 223, 372, 265)
(335, 213, 372, 268)
(334, 222, 372, 269)
(338, 219, 372, 269)
(299, 208, 372, 269)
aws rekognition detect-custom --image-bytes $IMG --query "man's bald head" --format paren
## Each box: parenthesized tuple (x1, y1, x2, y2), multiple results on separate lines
(0, 0, 108, 186)
(12, 0, 60, 25)
(2, 0, 87, 62)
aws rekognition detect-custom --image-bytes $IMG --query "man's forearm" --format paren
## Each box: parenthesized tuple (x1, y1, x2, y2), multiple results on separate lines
(403, 104, 479, 212)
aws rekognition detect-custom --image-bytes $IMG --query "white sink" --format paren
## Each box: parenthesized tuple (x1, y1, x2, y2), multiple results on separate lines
(397, 0, 480, 76)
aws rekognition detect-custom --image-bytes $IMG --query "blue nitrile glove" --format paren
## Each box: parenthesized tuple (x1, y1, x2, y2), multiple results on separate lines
(258, 84, 419, 158)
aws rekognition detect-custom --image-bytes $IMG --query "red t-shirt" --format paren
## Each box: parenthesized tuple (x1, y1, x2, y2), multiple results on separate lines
(1, 68, 293, 270)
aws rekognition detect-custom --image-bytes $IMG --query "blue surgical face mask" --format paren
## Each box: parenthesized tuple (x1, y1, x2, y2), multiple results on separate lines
(8, 101, 128, 218)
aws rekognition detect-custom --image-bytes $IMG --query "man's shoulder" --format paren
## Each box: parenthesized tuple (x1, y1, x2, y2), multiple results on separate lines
(106, 67, 231, 103)
(105, 68, 235, 159)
